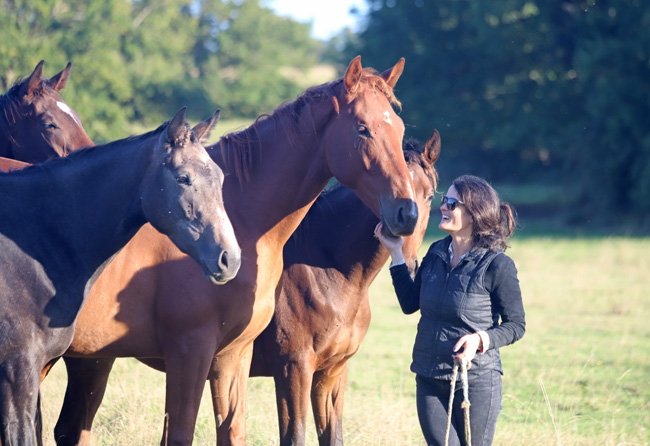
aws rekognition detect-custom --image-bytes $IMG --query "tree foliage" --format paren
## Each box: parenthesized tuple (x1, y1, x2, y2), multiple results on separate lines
(1, 0, 320, 140)
(345, 0, 650, 221)
(2, 0, 648, 223)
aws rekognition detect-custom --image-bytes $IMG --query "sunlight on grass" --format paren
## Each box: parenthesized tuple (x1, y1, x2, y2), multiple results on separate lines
(40, 236, 650, 445)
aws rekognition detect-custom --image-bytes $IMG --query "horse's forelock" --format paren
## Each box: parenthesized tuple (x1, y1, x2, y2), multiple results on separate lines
(346, 68, 402, 110)
(1, 76, 60, 118)
(170, 124, 192, 148)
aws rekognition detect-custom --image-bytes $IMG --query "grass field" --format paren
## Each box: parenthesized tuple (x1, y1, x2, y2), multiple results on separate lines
(39, 235, 650, 445)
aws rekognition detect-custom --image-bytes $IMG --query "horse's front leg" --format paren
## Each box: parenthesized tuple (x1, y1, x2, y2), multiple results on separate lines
(160, 333, 216, 446)
(273, 355, 315, 446)
(54, 357, 116, 446)
(209, 344, 254, 446)
(311, 364, 348, 446)
(0, 356, 41, 446)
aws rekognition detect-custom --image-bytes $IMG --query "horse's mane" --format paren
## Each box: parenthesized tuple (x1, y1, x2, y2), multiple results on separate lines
(1, 80, 32, 143)
(0, 122, 168, 178)
(216, 67, 401, 183)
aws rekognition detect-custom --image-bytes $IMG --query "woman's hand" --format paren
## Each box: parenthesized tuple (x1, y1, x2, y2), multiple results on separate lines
(374, 222, 405, 264)
(453, 333, 482, 365)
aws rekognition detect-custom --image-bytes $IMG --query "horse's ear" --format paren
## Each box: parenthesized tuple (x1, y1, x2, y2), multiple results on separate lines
(344, 55, 363, 95)
(192, 109, 220, 143)
(380, 57, 405, 89)
(423, 129, 441, 165)
(167, 107, 188, 146)
(22, 60, 45, 97)
(49, 62, 72, 91)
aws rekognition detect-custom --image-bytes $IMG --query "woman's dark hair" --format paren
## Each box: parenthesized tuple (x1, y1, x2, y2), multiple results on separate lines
(452, 175, 517, 251)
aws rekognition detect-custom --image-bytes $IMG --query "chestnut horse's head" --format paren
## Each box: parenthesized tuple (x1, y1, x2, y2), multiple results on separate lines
(400, 130, 441, 274)
(0, 60, 93, 163)
(322, 56, 416, 236)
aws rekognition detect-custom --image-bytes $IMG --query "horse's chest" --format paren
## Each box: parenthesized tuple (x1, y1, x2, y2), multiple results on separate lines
(314, 320, 362, 361)
(316, 332, 360, 369)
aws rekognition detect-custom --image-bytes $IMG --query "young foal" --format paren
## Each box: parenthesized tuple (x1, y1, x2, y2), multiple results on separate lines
(55, 56, 416, 446)
(0, 60, 93, 161)
(0, 109, 240, 446)
(248, 131, 440, 445)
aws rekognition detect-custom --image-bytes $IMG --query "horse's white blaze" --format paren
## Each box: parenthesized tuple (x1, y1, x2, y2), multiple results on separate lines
(383, 110, 392, 125)
(56, 101, 82, 127)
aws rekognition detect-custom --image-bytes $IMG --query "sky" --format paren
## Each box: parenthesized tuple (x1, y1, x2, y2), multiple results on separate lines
(268, 0, 368, 40)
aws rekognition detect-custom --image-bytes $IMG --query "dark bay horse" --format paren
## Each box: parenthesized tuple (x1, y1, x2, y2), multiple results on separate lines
(54, 56, 416, 446)
(248, 131, 440, 445)
(0, 60, 93, 162)
(0, 108, 240, 446)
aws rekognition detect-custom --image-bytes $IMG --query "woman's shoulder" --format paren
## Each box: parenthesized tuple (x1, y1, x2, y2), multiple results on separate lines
(485, 251, 518, 283)
(486, 250, 515, 267)
(423, 236, 451, 258)
(430, 236, 452, 251)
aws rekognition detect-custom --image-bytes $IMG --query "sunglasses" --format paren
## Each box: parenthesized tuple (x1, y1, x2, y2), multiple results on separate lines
(440, 195, 465, 211)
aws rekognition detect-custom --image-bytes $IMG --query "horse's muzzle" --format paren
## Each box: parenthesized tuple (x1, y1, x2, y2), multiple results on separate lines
(206, 249, 241, 285)
(383, 198, 418, 236)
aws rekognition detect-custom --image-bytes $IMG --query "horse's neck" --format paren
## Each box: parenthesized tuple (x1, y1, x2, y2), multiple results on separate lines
(0, 139, 151, 280)
(214, 109, 332, 248)
(0, 143, 11, 158)
(287, 188, 389, 286)
(0, 114, 12, 158)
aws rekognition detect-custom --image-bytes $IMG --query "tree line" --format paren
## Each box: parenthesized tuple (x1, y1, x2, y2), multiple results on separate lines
(2, 0, 648, 224)
(341, 0, 650, 224)
(1, 0, 320, 139)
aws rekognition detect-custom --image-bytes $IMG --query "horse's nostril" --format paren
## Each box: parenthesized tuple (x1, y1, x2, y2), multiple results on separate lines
(218, 250, 229, 270)
(397, 202, 417, 226)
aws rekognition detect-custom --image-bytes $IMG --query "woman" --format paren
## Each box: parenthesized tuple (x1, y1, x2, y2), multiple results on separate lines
(374, 175, 525, 446)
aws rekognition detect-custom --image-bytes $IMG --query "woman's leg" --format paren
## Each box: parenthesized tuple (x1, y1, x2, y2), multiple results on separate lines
(463, 370, 502, 446)
(415, 375, 460, 446)
(416, 371, 502, 446)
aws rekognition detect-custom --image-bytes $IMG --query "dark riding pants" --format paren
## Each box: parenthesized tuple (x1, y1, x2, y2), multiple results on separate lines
(415, 371, 502, 446)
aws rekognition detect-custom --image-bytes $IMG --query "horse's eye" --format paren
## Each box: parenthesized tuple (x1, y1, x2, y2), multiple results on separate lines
(45, 122, 58, 130)
(177, 175, 192, 186)
(357, 124, 371, 137)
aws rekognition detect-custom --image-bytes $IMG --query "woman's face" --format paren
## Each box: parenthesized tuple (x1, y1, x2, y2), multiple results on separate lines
(438, 185, 473, 238)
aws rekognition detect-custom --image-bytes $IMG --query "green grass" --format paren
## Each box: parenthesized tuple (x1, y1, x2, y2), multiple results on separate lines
(40, 236, 650, 445)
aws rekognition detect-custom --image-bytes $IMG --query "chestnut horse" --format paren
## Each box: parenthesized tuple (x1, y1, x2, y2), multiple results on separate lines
(248, 132, 440, 445)
(53, 56, 415, 446)
(0, 108, 240, 445)
(0, 60, 93, 161)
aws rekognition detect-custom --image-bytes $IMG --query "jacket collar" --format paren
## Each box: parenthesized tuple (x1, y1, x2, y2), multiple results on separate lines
(432, 235, 488, 265)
